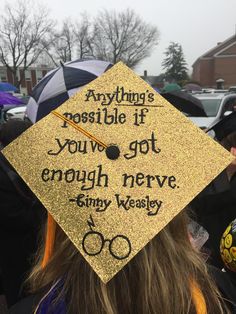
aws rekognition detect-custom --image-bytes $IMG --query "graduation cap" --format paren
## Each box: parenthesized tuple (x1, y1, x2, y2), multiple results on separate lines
(2, 62, 234, 283)
(207, 112, 236, 141)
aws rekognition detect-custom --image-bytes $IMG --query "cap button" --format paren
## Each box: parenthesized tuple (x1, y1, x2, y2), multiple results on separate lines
(106, 145, 120, 160)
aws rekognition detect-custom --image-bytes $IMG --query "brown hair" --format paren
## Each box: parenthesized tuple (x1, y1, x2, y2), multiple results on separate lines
(28, 210, 229, 314)
(220, 131, 236, 151)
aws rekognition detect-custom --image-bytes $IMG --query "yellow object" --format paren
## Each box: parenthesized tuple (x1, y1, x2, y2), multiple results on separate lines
(220, 219, 236, 271)
(191, 281, 207, 314)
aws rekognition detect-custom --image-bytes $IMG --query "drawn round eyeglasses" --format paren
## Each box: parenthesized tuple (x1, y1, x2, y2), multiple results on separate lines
(82, 230, 131, 260)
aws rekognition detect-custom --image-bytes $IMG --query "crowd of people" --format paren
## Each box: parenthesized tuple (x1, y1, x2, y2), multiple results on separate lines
(0, 59, 236, 314)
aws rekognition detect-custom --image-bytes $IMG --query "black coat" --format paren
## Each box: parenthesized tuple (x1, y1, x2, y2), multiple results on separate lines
(191, 170, 236, 269)
(208, 266, 236, 313)
(0, 152, 46, 307)
(9, 292, 44, 314)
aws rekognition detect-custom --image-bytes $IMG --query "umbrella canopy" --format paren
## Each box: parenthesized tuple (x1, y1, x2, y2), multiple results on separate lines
(152, 86, 160, 93)
(0, 92, 24, 105)
(206, 112, 236, 141)
(183, 83, 202, 92)
(161, 83, 181, 93)
(27, 59, 113, 123)
(0, 82, 18, 92)
(161, 90, 207, 117)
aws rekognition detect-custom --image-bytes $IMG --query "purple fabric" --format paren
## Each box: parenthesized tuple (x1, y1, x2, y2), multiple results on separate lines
(0, 92, 24, 105)
(35, 279, 66, 314)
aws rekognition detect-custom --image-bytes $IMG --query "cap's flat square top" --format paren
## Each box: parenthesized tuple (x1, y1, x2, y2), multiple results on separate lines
(3, 62, 234, 282)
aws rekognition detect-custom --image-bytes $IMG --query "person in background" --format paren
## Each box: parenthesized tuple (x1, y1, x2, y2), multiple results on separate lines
(223, 98, 236, 115)
(9, 208, 233, 314)
(7, 59, 234, 313)
(191, 112, 236, 269)
(0, 119, 46, 307)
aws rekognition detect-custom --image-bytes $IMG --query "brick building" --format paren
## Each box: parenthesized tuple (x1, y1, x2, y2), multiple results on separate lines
(192, 34, 236, 88)
(0, 65, 53, 95)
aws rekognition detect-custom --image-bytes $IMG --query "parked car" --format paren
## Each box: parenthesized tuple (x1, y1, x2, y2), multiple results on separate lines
(203, 89, 228, 94)
(228, 86, 236, 93)
(5, 105, 27, 121)
(0, 104, 19, 123)
(189, 93, 236, 129)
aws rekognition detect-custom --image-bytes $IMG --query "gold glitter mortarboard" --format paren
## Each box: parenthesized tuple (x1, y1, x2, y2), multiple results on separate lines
(2, 62, 234, 282)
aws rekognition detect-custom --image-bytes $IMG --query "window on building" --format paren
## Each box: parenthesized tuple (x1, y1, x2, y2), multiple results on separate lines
(25, 70, 31, 81)
(0, 68, 7, 82)
(36, 69, 42, 83)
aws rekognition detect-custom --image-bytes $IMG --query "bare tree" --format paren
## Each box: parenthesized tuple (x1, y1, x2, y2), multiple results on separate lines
(44, 14, 95, 64)
(49, 19, 75, 64)
(41, 15, 92, 66)
(57, 20, 74, 62)
(39, 15, 93, 67)
(90, 9, 159, 68)
(74, 14, 93, 59)
(0, 0, 54, 87)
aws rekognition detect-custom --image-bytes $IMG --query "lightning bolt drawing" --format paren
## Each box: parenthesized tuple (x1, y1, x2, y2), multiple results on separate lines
(87, 214, 95, 230)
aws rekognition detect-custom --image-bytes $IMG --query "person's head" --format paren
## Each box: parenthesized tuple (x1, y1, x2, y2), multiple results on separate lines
(220, 131, 236, 180)
(221, 131, 236, 152)
(0, 119, 32, 148)
(207, 113, 236, 177)
(229, 99, 236, 112)
(233, 100, 236, 112)
(28, 209, 228, 314)
(224, 99, 236, 113)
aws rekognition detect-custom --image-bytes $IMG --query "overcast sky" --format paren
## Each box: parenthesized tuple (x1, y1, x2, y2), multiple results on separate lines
(6, 0, 236, 76)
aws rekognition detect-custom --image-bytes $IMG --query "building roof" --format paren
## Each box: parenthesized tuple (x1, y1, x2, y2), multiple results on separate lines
(141, 75, 163, 85)
(192, 34, 236, 67)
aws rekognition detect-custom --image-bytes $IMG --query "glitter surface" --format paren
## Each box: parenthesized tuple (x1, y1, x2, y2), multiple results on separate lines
(2, 62, 234, 283)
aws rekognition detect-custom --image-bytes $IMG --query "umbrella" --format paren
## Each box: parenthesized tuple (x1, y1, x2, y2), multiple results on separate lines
(206, 111, 236, 140)
(152, 86, 160, 93)
(183, 83, 202, 92)
(161, 90, 207, 117)
(0, 92, 24, 105)
(161, 83, 181, 93)
(26, 59, 113, 123)
(0, 82, 18, 92)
